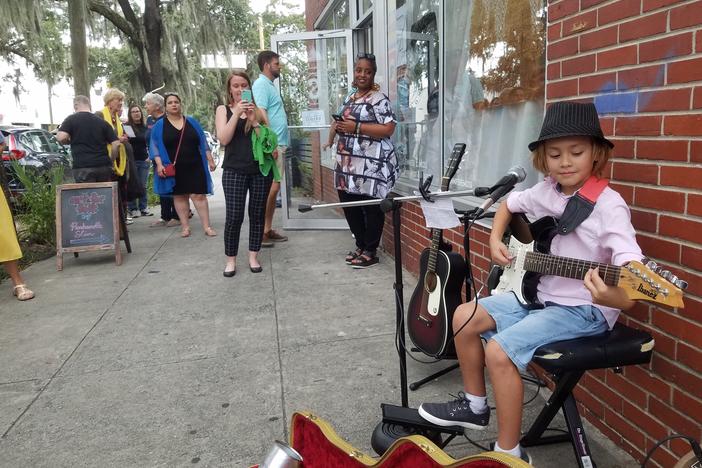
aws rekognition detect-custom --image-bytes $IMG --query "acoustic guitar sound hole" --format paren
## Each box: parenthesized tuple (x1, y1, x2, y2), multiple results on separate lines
(424, 272, 437, 293)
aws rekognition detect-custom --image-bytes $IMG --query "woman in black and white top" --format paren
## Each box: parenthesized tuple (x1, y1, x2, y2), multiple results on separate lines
(323, 53, 399, 268)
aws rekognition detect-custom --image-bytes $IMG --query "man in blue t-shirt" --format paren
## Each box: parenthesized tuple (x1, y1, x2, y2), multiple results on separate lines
(253, 50, 289, 246)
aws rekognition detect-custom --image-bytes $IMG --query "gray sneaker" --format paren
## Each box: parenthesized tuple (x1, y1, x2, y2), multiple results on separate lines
(130, 210, 141, 218)
(418, 392, 489, 430)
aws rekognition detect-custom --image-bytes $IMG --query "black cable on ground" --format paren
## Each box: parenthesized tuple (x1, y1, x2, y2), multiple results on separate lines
(641, 434, 702, 467)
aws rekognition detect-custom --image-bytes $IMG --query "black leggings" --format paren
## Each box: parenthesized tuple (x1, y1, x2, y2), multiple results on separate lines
(223, 169, 272, 256)
(337, 190, 385, 254)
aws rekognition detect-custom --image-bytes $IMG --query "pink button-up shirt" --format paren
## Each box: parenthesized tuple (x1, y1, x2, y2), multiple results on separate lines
(506, 177, 642, 328)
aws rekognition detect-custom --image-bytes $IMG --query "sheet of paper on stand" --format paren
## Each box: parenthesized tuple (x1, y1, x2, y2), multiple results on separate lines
(416, 191, 461, 229)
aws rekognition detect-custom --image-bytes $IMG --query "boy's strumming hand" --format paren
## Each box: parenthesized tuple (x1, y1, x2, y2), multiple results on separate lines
(489, 238, 512, 266)
(584, 267, 635, 310)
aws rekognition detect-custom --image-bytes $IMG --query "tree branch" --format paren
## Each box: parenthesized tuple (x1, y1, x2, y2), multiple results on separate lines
(87, 0, 136, 40)
(0, 42, 40, 68)
(116, 0, 140, 31)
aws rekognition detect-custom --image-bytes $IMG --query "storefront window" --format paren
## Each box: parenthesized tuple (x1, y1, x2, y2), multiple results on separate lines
(390, 0, 441, 184)
(389, 0, 545, 195)
(320, 0, 350, 29)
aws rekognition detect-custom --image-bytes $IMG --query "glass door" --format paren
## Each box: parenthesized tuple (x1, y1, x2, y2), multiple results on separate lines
(272, 30, 354, 230)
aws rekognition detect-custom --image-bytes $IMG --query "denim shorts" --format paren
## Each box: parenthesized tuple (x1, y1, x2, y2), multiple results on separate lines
(478, 293, 609, 371)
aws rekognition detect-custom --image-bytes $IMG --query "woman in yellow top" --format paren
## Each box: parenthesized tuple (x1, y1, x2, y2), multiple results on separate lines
(1, 134, 34, 300)
(98, 88, 144, 224)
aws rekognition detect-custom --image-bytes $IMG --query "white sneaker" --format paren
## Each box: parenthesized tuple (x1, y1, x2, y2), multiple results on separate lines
(130, 210, 141, 218)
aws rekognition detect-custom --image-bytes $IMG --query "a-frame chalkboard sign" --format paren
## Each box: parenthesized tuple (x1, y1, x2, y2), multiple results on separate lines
(55, 182, 121, 270)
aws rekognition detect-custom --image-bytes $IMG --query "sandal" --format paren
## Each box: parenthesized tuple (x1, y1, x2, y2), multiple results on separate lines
(350, 252, 379, 269)
(180, 227, 191, 238)
(345, 248, 363, 264)
(204, 227, 217, 237)
(13, 284, 35, 301)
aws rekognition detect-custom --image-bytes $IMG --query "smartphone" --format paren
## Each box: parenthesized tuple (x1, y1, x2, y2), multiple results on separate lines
(331, 113, 344, 121)
(241, 89, 253, 102)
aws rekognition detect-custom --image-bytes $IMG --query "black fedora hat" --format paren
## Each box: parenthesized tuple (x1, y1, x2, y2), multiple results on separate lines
(528, 102, 614, 151)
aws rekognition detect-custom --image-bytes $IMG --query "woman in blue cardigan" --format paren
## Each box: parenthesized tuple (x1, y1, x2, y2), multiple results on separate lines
(150, 92, 217, 238)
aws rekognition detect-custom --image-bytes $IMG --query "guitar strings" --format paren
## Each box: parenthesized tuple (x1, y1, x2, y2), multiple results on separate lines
(524, 251, 621, 284)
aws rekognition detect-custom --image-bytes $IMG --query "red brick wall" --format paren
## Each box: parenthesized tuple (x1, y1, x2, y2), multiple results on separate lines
(543, 1, 702, 466)
(305, 0, 327, 30)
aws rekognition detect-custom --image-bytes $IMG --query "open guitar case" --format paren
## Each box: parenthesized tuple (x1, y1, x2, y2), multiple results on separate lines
(250, 411, 531, 467)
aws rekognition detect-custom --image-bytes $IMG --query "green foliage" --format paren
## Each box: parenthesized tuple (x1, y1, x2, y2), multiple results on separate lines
(146, 172, 159, 207)
(10, 162, 64, 246)
(1, 5, 69, 90)
(2, 0, 306, 124)
(88, 46, 142, 93)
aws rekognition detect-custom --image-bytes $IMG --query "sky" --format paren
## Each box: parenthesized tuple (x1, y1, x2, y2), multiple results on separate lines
(0, 0, 306, 128)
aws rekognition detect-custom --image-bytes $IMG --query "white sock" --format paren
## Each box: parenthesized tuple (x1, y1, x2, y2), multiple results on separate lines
(462, 391, 488, 414)
(493, 441, 522, 457)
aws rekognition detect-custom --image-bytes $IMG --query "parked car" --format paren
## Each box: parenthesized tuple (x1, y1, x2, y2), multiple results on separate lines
(203, 130, 221, 167)
(1, 126, 72, 206)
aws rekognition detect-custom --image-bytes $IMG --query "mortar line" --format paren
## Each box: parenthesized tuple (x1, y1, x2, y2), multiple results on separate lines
(1, 231, 175, 439)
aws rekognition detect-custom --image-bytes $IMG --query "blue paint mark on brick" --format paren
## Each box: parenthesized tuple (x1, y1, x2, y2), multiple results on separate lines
(594, 92, 637, 114)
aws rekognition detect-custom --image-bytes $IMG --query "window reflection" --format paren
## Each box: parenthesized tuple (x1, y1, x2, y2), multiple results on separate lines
(320, 0, 349, 29)
(391, 0, 546, 194)
(392, 0, 440, 183)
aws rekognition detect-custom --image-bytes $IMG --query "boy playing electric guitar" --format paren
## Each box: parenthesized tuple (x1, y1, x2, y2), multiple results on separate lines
(418, 102, 643, 463)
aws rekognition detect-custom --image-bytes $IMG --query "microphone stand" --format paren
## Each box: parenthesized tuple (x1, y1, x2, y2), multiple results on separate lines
(297, 189, 480, 213)
(299, 187, 479, 455)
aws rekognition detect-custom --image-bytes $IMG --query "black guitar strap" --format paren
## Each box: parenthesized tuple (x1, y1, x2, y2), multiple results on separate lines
(555, 176, 608, 235)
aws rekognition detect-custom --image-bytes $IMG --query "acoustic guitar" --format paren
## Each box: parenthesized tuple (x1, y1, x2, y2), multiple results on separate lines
(491, 216, 686, 309)
(407, 144, 468, 357)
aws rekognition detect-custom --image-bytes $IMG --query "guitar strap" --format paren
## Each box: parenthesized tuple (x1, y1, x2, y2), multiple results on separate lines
(555, 176, 609, 235)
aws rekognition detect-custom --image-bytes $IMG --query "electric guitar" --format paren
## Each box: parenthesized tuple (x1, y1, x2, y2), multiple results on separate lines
(407, 144, 468, 357)
(491, 216, 686, 309)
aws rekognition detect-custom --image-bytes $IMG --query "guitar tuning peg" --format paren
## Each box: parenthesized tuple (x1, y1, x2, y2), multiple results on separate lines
(645, 260, 658, 271)
(675, 279, 688, 290)
(660, 270, 671, 281)
(641, 256, 650, 264)
(665, 273, 679, 285)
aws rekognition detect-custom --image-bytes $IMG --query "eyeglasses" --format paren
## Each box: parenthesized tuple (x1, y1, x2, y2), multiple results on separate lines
(357, 53, 376, 61)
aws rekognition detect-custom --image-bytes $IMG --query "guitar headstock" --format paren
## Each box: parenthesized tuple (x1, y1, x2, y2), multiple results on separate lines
(440, 143, 466, 191)
(618, 261, 685, 308)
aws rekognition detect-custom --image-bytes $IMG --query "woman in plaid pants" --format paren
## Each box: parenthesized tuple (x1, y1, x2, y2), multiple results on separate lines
(215, 70, 280, 276)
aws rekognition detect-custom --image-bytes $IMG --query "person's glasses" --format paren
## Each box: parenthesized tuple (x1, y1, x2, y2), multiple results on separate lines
(357, 53, 376, 61)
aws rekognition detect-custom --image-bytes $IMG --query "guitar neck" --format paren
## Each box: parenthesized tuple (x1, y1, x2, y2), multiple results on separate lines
(524, 251, 620, 285)
(427, 229, 442, 273)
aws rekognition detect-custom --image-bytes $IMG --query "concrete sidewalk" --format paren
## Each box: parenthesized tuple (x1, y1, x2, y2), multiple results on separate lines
(0, 169, 637, 467)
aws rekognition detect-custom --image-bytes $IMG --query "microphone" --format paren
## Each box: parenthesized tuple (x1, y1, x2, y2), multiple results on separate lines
(489, 166, 528, 191)
(473, 166, 527, 217)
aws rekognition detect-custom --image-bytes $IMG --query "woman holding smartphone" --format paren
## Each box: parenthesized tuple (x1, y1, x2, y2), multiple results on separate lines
(215, 70, 280, 277)
(323, 53, 398, 268)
